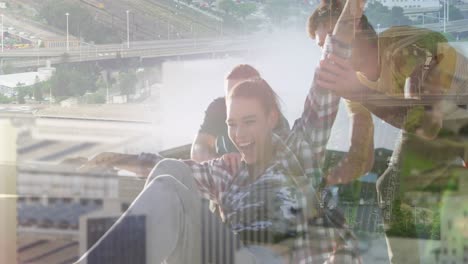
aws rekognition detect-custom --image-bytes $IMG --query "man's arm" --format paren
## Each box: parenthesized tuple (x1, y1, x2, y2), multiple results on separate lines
(317, 53, 444, 140)
(190, 133, 219, 162)
(326, 102, 374, 185)
(333, 0, 366, 45)
(79, 152, 160, 177)
(191, 98, 226, 162)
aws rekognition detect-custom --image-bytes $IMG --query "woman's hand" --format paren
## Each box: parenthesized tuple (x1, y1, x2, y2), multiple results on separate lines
(221, 152, 242, 176)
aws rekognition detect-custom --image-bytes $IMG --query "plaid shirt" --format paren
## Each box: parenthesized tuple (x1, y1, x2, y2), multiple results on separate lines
(184, 80, 360, 262)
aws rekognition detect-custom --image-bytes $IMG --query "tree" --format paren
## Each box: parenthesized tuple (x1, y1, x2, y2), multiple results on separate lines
(16, 83, 27, 104)
(41, 80, 52, 101)
(49, 64, 99, 98)
(391, 7, 413, 26)
(83, 89, 106, 104)
(430, 211, 441, 240)
(365, 2, 412, 28)
(219, 0, 236, 15)
(33, 76, 43, 101)
(263, 0, 291, 26)
(119, 71, 137, 96)
(233, 3, 257, 20)
(0, 93, 12, 104)
(2, 62, 15, 74)
(440, 5, 464, 21)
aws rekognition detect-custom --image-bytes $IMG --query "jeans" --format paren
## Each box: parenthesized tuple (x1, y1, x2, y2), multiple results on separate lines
(76, 159, 260, 264)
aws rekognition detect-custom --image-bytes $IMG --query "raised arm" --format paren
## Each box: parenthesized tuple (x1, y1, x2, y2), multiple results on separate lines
(317, 52, 445, 141)
(332, 0, 366, 45)
(294, 38, 355, 186)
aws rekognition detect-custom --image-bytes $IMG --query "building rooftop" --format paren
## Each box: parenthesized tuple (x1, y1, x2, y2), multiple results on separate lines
(0, 71, 50, 88)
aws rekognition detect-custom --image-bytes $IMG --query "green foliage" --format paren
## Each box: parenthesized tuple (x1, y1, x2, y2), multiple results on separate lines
(39, 0, 120, 44)
(82, 89, 106, 104)
(386, 200, 417, 237)
(385, 200, 440, 239)
(430, 211, 441, 240)
(233, 2, 257, 20)
(403, 106, 425, 134)
(33, 76, 44, 101)
(40, 80, 51, 101)
(441, 32, 457, 42)
(2, 62, 15, 74)
(390, 7, 413, 26)
(119, 71, 137, 96)
(16, 84, 30, 104)
(365, 2, 413, 28)
(49, 64, 99, 98)
(339, 181, 363, 202)
(263, 0, 291, 26)
(219, 0, 236, 14)
(0, 93, 12, 103)
(440, 5, 464, 21)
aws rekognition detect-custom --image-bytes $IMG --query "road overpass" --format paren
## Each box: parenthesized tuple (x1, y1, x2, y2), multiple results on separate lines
(375, 19, 468, 34)
(420, 18, 468, 33)
(3, 22, 468, 69)
(0, 37, 252, 68)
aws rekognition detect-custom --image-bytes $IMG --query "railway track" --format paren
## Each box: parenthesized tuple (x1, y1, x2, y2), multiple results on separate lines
(79, 0, 221, 41)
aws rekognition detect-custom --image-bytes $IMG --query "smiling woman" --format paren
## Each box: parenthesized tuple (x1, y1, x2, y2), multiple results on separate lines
(77, 69, 363, 263)
(226, 78, 280, 172)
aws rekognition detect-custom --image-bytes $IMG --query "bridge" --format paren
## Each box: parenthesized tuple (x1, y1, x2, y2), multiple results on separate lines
(419, 18, 468, 34)
(3, 19, 468, 69)
(375, 19, 468, 34)
(0, 37, 253, 68)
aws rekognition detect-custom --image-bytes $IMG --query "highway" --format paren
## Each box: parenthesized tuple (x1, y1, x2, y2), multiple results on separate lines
(0, 37, 253, 68)
(420, 18, 468, 33)
(2, 15, 468, 69)
(376, 19, 468, 34)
